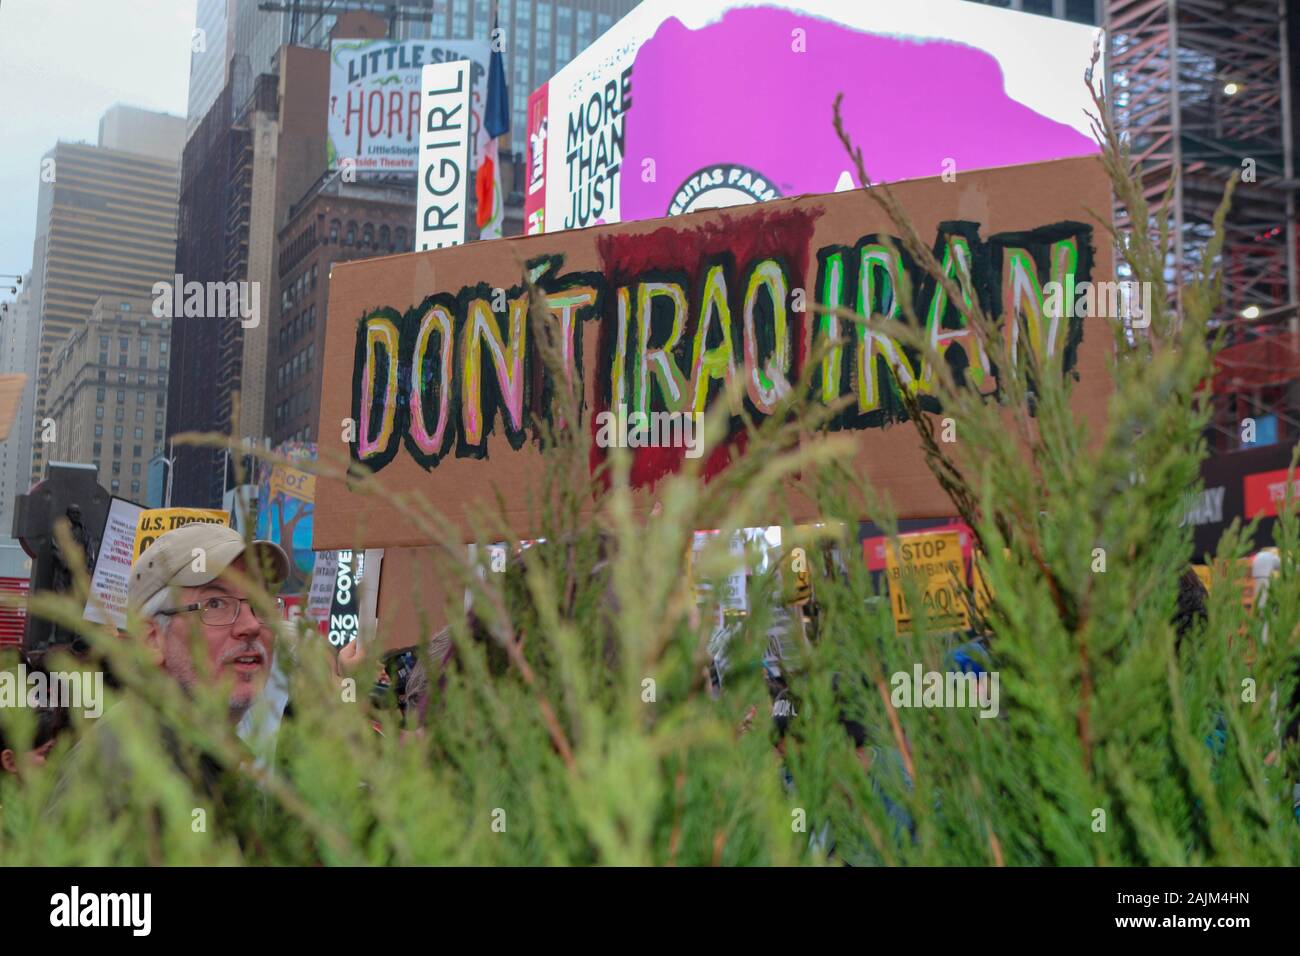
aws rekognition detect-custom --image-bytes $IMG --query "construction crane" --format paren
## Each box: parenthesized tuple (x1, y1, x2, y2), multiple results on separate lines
(257, 0, 437, 45)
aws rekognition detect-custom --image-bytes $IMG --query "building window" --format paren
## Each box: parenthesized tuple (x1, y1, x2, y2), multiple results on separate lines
(93, 441, 102, 456)
(99, 335, 110, 350)
(329, 219, 340, 243)
(310, 264, 318, 289)
(134, 427, 143, 439)
(118, 373, 126, 383)
(96, 406, 104, 420)
(160, 341, 168, 354)
(99, 351, 108, 365)
(98, 370, 106, 381)
(156, 411, 163, 425)
(154, 429, 162, 442)
(115, 407, 124, 421)
(118, 353, 128, 367)
(379, 225, 390, 251)
(111, 479, 120, 492)
(131, 480, 140, 495)
(362, 224, 374, 248)
(395, 227, 407, 250)
(137, 391, 145, 404)
(112, 462, 121, 476)
(94, 424, 103, 437)
(132, 462, 141, 476)
(345, 222, 357, 246)
(119, 337, 129, 352)
(135, 409, 144, 422)
(156, 393, 165, 407)
(113, 443, 121, 457)
(114, 426, 123, 438)
(133, 445, 142, 458)
(96, 388, 105, 402)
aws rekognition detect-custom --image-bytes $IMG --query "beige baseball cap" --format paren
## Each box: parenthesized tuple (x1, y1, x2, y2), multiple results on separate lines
(128, 522, 290, 611)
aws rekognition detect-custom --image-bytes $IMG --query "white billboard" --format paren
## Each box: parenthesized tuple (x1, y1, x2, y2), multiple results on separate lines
(524, 0, 1102, 234)
(329, 38, 490, 176)
(416, 60, 473, 250)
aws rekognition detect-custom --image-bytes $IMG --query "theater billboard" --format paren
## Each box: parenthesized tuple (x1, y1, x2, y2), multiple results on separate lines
(328, 38, 490, 175)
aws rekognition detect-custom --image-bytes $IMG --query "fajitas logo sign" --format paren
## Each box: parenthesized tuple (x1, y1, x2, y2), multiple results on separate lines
(349, 205, 1093, 490)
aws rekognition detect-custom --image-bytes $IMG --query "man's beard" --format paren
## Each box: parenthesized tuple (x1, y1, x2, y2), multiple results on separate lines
(229, 696, 253, 723)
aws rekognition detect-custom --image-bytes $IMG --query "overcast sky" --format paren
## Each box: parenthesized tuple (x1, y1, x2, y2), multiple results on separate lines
(0, 0, 195, 302)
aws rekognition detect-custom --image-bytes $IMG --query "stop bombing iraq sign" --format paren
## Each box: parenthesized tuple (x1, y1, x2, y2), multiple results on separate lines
(315, 155, 1115, 553)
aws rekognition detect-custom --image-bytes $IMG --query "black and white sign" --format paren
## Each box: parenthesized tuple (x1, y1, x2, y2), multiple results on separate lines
(416, 60, 472, 250)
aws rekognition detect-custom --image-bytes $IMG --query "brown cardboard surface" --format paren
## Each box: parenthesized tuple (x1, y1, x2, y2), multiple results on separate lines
(317, 155, 1116, 647)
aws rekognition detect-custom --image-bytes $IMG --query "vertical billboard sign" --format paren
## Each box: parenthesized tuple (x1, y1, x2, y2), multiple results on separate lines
(524, 83, 550, 235)
(533, 0, 1101, 234)
(329, 39, 489, 177)
(417, 59, 473, 250)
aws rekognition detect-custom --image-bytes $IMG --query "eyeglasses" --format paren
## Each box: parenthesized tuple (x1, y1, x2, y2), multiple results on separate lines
(158, 595, 285, 626)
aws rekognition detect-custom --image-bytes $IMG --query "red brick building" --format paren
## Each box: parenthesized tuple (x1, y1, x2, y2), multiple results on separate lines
(270, 174, 416, 445)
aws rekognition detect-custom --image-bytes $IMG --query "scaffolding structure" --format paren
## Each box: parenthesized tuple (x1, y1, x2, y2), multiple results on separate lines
(1105, 0, 1295, 319)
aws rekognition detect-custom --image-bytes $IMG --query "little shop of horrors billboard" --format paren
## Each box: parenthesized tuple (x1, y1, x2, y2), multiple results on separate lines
(522, 0, 1100, 234)
(315, 155, 1115, 572)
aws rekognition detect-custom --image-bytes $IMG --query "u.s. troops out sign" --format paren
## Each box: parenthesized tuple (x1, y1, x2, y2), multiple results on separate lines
(315, 155, 1114, 555)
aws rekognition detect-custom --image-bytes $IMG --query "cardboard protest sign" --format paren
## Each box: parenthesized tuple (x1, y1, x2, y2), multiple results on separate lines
(85, 497, 145, 628)
(885, 530, 968, 633)
(132, 508, 230, 561)
(315, 155, 1116, 646)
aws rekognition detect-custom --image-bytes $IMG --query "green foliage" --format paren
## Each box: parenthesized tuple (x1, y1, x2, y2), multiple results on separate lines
(2, 68, 1298, 865)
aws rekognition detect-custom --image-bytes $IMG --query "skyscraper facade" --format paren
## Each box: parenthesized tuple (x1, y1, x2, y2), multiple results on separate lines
(45, 296, 171, 501)
(0, 273, 34, 532)
(186, 0, 234, 141)
(26, 105, 184, 488)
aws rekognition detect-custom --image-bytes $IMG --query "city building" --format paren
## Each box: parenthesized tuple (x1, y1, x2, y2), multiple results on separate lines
(270, 172, 417, 445)
(168, 10, 388, 508)
(44, 296, 171, 502)
(0, 273, 34, 534)
(186, 0, 233, 141)
(25, 105, 184, 489)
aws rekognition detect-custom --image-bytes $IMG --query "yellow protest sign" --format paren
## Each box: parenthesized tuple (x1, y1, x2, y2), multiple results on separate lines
(269, 463, 316, 502)
(971, 551, 992, 620)
(132, 508, 231, 561)
(781, 545, 813, 605)
(885, 531, 969, 633)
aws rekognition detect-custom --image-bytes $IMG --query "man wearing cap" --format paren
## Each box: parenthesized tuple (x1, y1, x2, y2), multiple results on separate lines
(129, 523, 289, 723)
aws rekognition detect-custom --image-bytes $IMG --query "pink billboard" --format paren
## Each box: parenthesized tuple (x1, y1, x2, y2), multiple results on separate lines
(532, 0, 1101, 233)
